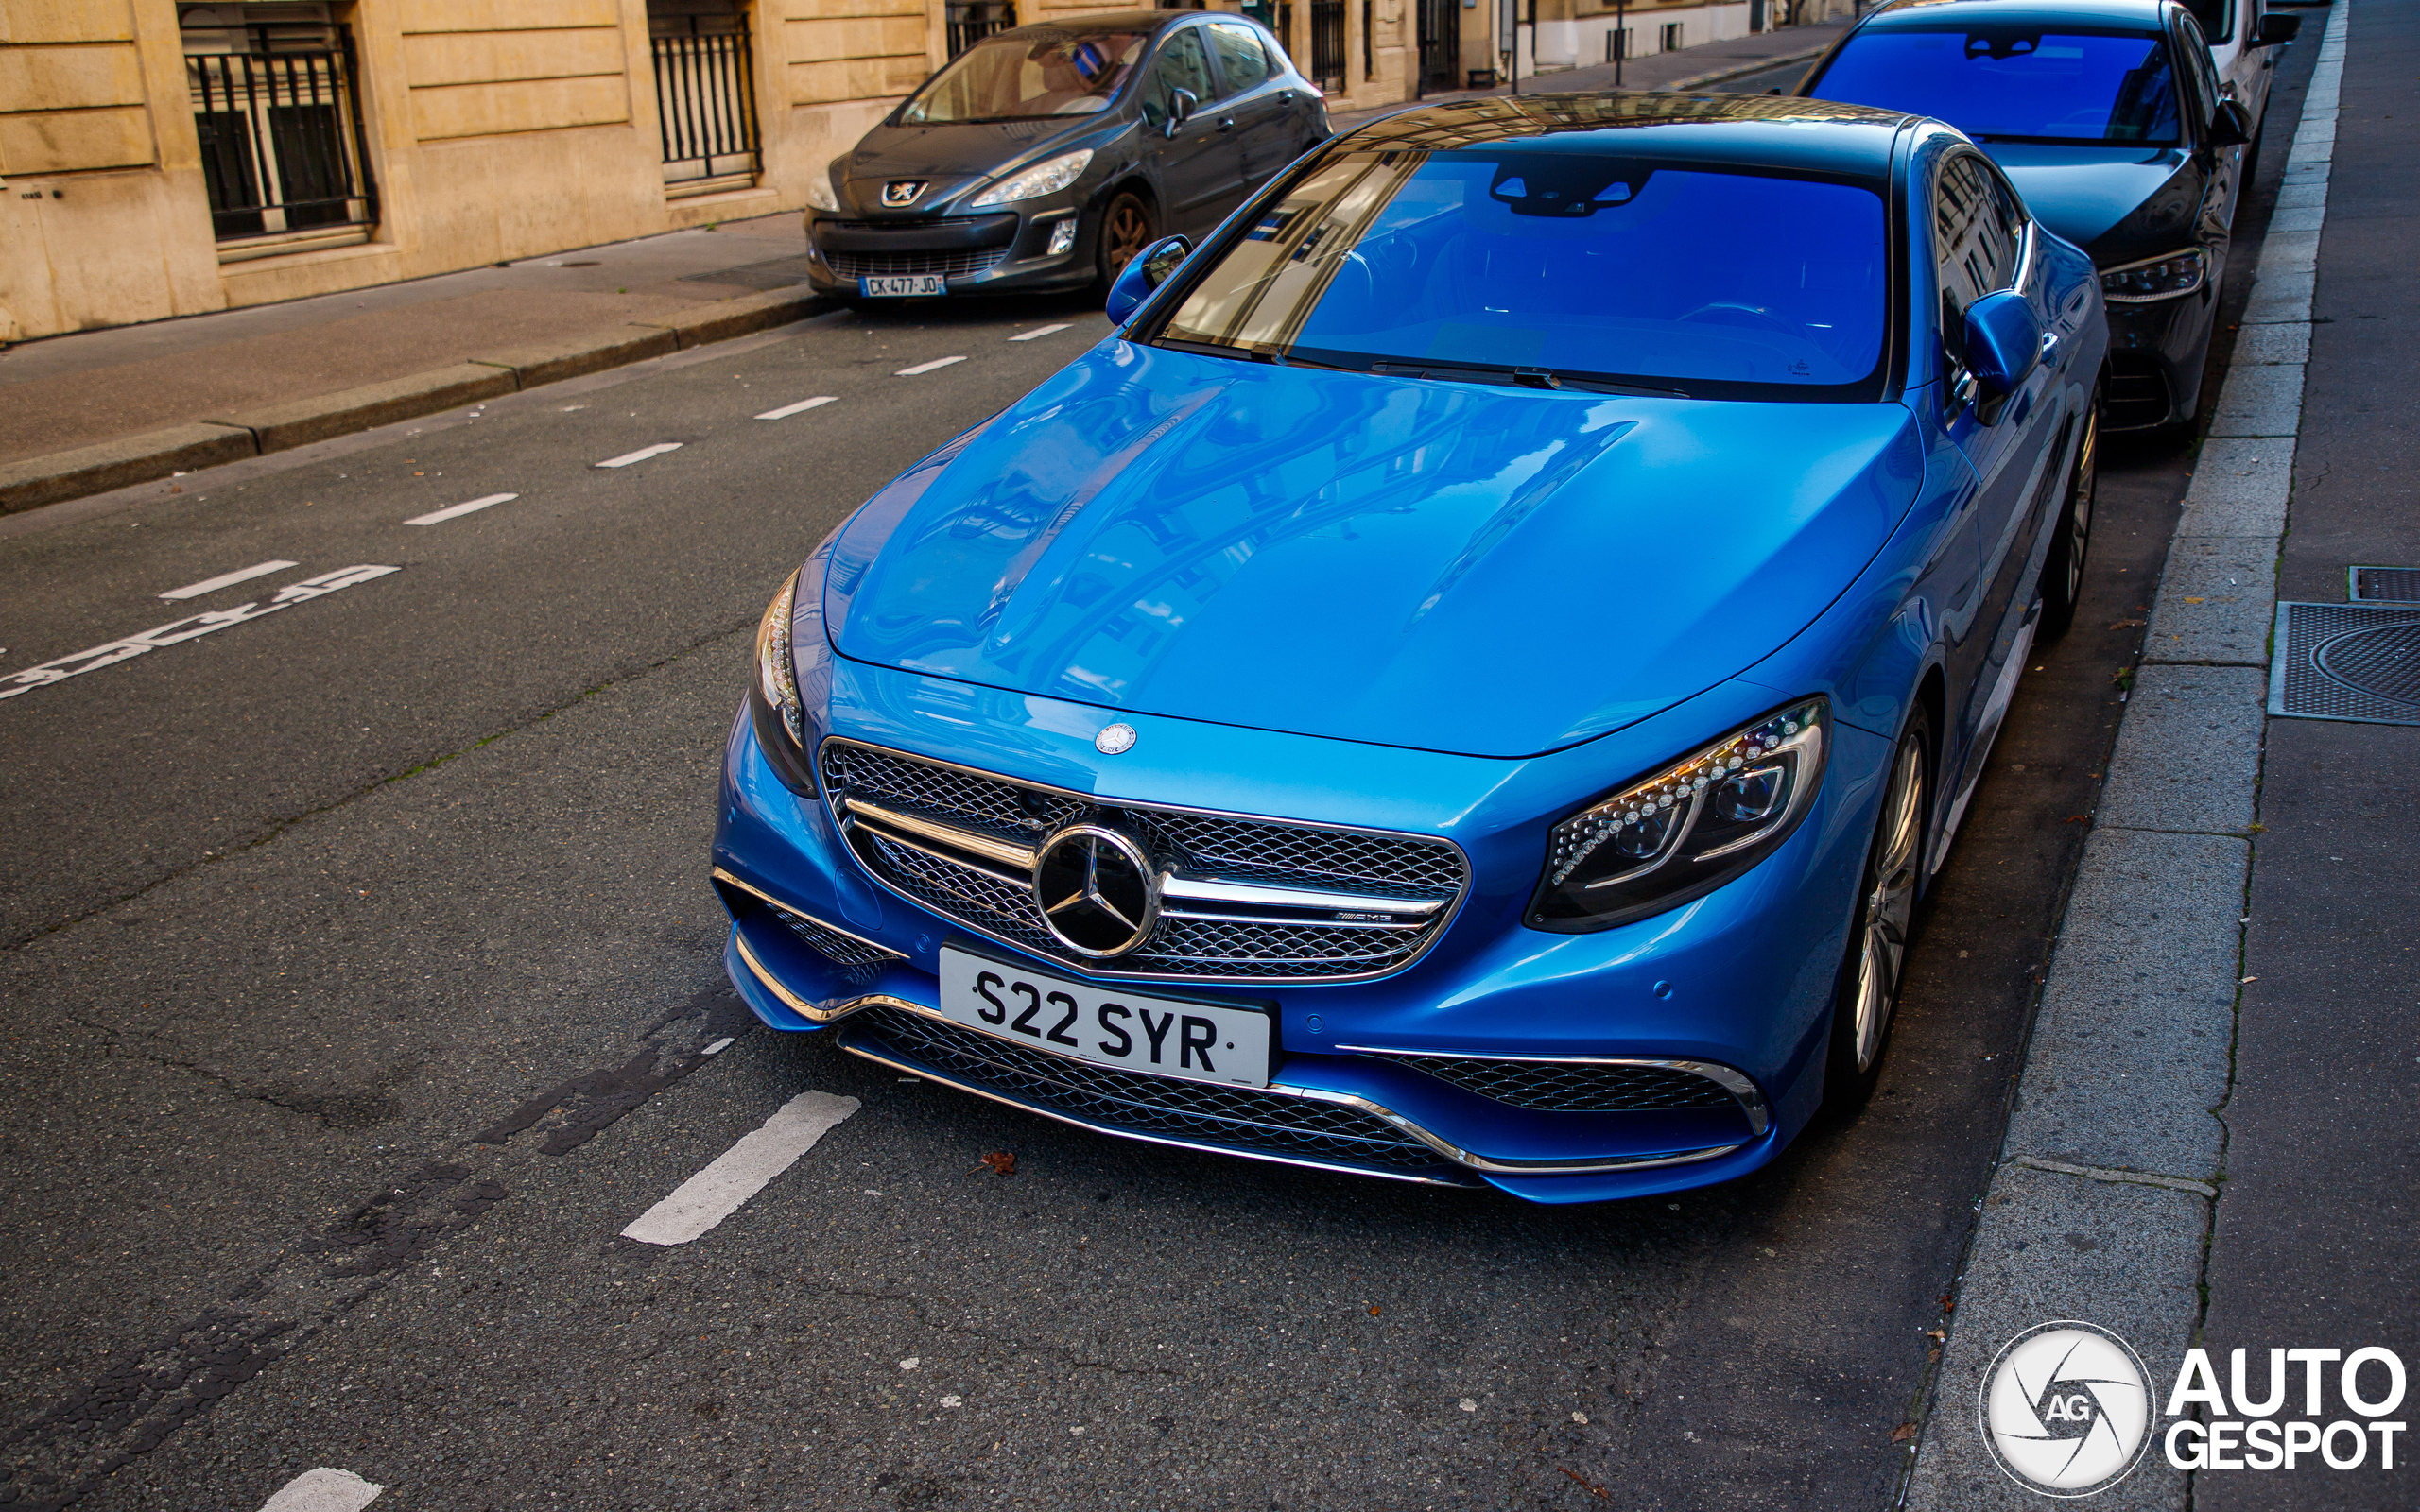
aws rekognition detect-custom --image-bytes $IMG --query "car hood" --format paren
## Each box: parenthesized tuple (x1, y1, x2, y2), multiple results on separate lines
(825, 343, 1923, 760)
(1984, 145, 2202, 262)
(846, 118, 1098, 191)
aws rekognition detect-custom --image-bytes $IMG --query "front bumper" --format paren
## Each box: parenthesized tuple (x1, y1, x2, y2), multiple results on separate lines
(710, 666, 1891, 1203)
(2100, 273, 2220, 430)
(804, 196, 1098, 298)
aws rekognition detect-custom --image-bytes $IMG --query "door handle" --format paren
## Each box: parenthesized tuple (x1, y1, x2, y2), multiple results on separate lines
(2038, 330, 2061, 365)
(1218, 117, 1236, 131)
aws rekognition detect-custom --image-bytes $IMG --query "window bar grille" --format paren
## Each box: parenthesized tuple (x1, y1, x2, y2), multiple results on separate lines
(652, 31, 762, 186)
(946, 1, 1018, 57)
(186, 33, 377, 245)
(1309, 0, 1346, 88)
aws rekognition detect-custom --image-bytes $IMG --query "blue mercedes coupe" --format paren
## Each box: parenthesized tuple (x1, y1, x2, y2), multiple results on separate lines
(712, 94, 2108, 1203)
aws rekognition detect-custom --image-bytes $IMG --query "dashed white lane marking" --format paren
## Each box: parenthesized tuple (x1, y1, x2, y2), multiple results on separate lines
(259, 1467, 383, 1511)
(404, 492, 517, 526)
(4, 566, 400, 704)
(1010, 324, 1071, 342)
(895, 355, 966, 376)
(596, 442, 683, 468)
(160, 559, 299, 600)
(755, 396, 838, 421)
(621, 1091, 860, 1246)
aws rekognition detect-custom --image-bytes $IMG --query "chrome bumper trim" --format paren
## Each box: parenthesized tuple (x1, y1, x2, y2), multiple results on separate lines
(1336, 1043, 1772, 1138)
(713, 866, 908, 965)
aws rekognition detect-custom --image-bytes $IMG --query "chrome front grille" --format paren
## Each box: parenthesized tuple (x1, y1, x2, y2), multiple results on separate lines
(825, 246, 1011, 282)
(838, 1005, 1460, 1178)
(821, 739, 1468, 984)
(1377, 1053, 1742, 1116)
(771, 904, 899, 976)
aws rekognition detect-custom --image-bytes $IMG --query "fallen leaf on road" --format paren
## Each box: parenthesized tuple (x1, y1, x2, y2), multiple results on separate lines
(979, 1150, 1017, 1176)
(1559, 1468, 1612, 1500)
(1927, 1329, 1945, 1341)
(2182, 597, 2206, 604)
(1892, 1422, 1918, 1444)
(1369, 1305, 1381, 1315)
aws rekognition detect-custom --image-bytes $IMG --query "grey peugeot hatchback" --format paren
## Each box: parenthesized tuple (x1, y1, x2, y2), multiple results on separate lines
(801, 11, 1329, 302)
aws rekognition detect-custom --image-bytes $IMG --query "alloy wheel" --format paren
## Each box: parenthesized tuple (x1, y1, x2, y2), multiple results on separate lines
(1102, 197, 1153, 278)
(1851, 734, 1927, 1073)
(2060, 404, 2099, 607)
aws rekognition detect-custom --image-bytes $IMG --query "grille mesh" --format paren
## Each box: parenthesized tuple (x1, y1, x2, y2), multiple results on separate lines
(822, 741, 1466, 983)
(1380, 1053, 1742, 1115)
(840, 1006, 1455, 1177)
(770, 905, 899, 974)
(2100, 352, 2172, 430)
(826, 247, 1010, 282)
(2271, 601, 2420, 727)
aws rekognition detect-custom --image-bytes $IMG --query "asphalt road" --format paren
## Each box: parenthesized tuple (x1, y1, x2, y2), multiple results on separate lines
(0, 79, 2303, 1506)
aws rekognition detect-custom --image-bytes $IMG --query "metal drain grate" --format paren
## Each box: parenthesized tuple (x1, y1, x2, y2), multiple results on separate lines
(2271, 601, 2420, 725)
(2349, 566, 2420, 603)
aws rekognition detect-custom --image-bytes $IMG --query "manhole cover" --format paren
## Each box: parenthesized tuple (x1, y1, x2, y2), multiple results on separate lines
(2351, 565, 2420, 603)
(2318, 624, 2420, 705)
(2272, 601, 2420, 725)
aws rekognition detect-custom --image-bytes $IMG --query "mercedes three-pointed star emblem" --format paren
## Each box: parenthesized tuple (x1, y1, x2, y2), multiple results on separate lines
(1031, 822, 1160, 957)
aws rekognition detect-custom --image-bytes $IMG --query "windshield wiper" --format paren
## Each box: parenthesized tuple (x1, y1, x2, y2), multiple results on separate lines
(1152, 338, 1353, 372)
(1368, 361, 1690, 400)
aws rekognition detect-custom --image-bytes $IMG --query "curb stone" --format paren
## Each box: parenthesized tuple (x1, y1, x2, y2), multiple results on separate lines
(1902, 2, 2349, 1502)
(0, 285, 832, 517)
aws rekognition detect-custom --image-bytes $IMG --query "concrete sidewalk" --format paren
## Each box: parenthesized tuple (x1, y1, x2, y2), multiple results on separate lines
(0, 211, 835, 512)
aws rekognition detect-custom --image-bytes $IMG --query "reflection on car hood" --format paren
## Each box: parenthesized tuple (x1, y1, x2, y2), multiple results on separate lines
(847, 119, 1097, 185)
(1984, 145, 2198, 259)
(825, 343, 1923, 760)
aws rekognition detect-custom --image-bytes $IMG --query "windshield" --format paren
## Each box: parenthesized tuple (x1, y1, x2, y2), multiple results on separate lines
(901, 30, 1147, 123)
(1152, 148, 1891, 400)
(1808, 26, 2182, 146)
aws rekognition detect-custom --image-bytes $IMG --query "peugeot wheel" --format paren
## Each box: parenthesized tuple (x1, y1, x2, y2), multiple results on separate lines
(2037, 396, 2100, 638)
(1096, 190, 1157, 292)
(1826, 704, 1931, 1111)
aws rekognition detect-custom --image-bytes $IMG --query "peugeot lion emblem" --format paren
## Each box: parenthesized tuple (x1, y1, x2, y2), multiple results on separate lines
(881, 180, 926, 207)
(1031, 823, 1160, 957)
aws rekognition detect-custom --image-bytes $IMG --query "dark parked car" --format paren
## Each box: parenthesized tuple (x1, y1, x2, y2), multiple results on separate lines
(1800, 0, 2290, 433)
(800, 11, 1330, 301)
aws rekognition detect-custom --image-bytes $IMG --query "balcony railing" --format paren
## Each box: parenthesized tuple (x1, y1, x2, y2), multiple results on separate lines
(652, 30, 762, 194)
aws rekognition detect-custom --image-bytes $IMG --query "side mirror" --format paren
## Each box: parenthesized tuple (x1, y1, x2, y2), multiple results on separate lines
(1105, 233, 1192, 325)
(1166, 87, 1197, 137)
(2256, 10, 2301, 45)
(2207, 97, 2254, 148)
(1962, 290, 2043, 406)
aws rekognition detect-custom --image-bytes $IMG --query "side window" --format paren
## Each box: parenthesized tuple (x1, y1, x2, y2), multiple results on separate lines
(1206, 23, 1273, 96)
(1933, 153, 2022, 382)
(2173, 22, 2219, 129)
(1142, 27, 1216, 126)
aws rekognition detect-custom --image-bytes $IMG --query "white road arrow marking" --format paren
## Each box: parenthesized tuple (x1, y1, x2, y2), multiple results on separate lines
(621, 1091, 859, 1246)
(895, 355, 966, 376)
(755, 396, 838, 421)
(259, 1467, 383, 1511)
(596, 442, 683, 468)
(405, 492, 517, 526)
(160, 560, 299, 600)
(1010, 324, 1071, 342)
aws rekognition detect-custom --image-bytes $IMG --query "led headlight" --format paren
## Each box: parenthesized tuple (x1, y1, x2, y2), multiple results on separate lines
(748, 566, 821, 794)
(804, 160, 842, 213)
(1529, 697, 1829, 933)
(2100, 248, 2206, 302)
(970, 148, 1094, 208)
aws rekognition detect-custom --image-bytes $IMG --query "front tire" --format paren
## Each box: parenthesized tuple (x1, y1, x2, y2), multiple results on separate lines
(1824, 704, 1932, 1112)
(2037, 396, 2099, 639)
(1095, 190, 1158, 294)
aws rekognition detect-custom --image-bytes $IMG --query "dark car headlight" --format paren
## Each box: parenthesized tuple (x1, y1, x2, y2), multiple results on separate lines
(749, 562, 826, 795)
(1528, 697, 1829, 933)
(2100, 248, 2206, 303)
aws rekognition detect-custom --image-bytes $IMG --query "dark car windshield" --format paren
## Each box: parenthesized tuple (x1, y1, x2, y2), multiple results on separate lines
(1150, 147, 1891, 400)
(901, 30, 1148, 123)
(1808, 25, 2183, 146)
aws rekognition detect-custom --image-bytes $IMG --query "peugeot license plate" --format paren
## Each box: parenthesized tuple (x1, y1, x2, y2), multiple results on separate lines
(860, 273, 945, 298)
(936, 949, 1273, 1088)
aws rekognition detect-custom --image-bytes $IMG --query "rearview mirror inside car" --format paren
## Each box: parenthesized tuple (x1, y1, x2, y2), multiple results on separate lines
(1105, 234, 1193, 325)
(1963, 290, 2043, 408)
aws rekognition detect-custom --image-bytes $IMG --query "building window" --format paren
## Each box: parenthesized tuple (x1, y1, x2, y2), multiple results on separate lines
(649, 0, 762, 198)
(180, 3, 377, 256)
(1660, 21, 1683, 50)
(1307, 0, 1346, 90)
(950, 1, 1020, 54)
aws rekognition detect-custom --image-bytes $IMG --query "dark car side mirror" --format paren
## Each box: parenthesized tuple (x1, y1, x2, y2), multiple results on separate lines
(1105, 234, 1193, 325)
(2207, 97, 2254, 148)
(1166, 88, 1198, 138)
(2256, 10, 2301, 45)
(1963, 291, 2043, 407)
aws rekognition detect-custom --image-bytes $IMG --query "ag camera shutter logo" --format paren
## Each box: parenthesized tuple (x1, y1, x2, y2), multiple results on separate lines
(1979, 1321, 2155, 1496)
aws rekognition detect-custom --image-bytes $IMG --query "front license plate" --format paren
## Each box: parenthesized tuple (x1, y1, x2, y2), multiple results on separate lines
(937, 949, 1272, 1088)
(859, 273, 945, 298)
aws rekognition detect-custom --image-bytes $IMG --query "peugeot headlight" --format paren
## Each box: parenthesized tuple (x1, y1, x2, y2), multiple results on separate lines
(2100, 248, 2206, 302)
(804, 161, 842, 213)
(970, 148, 1094, 208)
(1529, 697, 1829, 933)
(749, 567, 821, 793)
